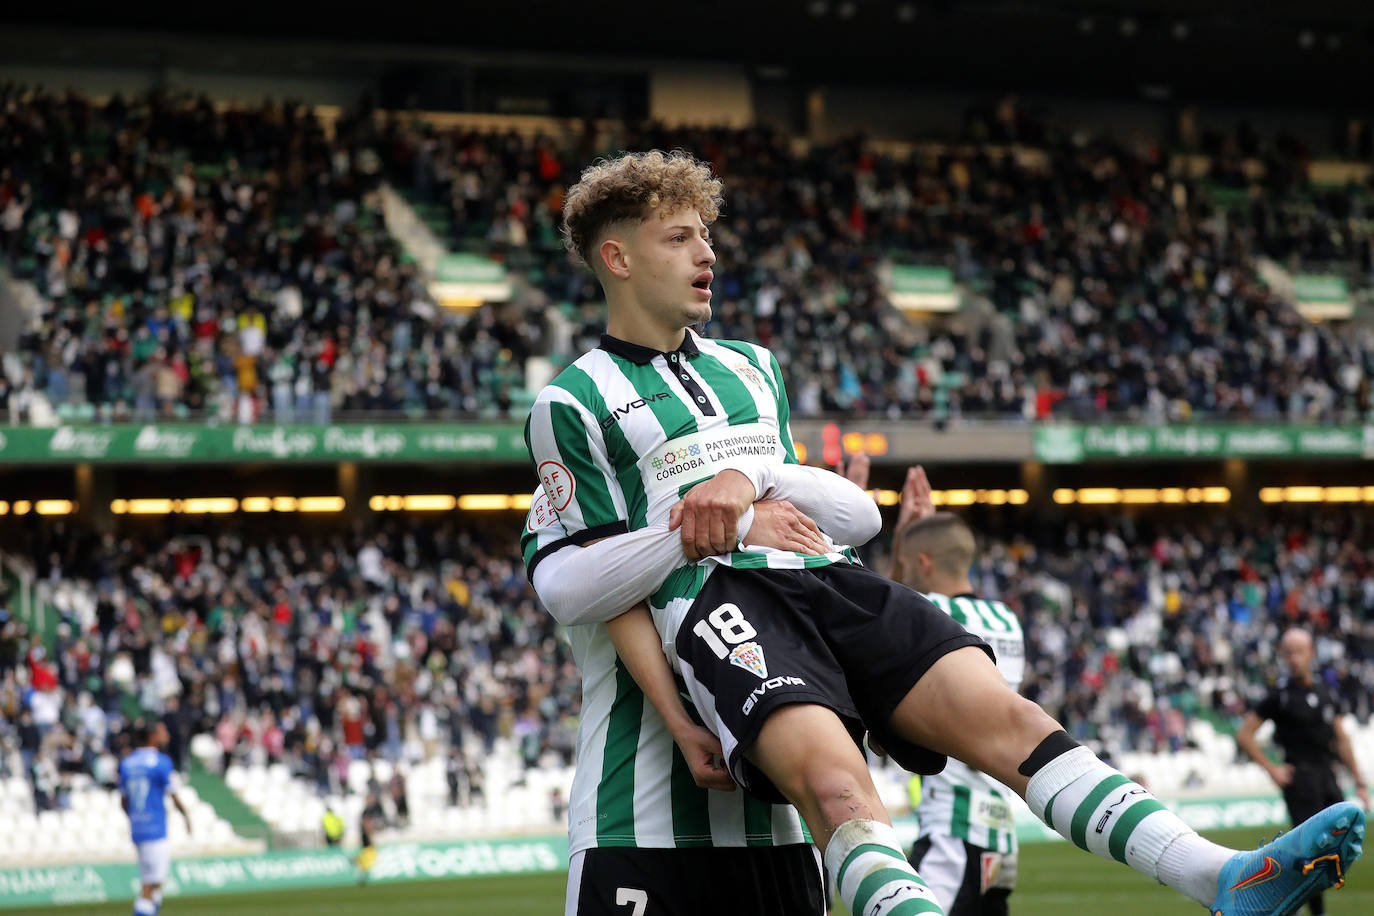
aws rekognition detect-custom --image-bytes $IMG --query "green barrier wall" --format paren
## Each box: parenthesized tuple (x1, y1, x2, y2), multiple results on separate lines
(1034, 424, 1374, 462)
(0, 795, 1307, 909)
(0, 836, 568, 909)
(0, 424, 527, 464)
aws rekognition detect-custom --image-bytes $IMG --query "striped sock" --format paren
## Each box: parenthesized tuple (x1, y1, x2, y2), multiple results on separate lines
(1023, 744, 1229, 905)
(823, 819, 943, 916)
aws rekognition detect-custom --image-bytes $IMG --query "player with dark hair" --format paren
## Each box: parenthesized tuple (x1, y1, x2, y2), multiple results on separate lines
(119, 721, 191, 916)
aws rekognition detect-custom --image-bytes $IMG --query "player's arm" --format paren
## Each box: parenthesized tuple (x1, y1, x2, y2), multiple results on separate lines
(1331, 715, 1371, 809)
(672, 347, 800, 559)
(169, 767, 192, 833)
(525, 389, 632, 545)
(887, 466, 936, 581)
(673, 458, 883, 560)
(1235, 710, 1293, 788)
(531, 498, 830, 627)
(171, 791, 192, 834)
(757, 462, 882, 547)
(837, 459, 938, 581)
(605, 604, 734, 792)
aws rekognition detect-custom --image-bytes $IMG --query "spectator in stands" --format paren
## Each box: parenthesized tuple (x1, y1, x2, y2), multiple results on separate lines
(17, 708, 40, 780)
(466, 757, 485, 808)
(388, 766, 409, 827)
(445, 745, 464, 808)
(160, 694, 186, 772)
(322, 806, 344, 847)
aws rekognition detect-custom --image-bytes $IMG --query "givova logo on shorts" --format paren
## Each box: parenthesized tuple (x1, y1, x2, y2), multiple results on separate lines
(742, 676, 807, 716)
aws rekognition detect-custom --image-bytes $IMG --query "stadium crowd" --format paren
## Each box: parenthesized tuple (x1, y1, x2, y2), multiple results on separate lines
(390, 117, 1374, 422)
(0, 86, 543, 426)
(2, 504, 1372, 813)
(0, 515, 577, 814)
(3, 86, 1374, 425)
(945, 506, 1374, 754)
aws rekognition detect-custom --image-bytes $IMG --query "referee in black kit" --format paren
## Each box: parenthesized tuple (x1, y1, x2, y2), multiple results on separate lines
(1236, 627, 1371, 915)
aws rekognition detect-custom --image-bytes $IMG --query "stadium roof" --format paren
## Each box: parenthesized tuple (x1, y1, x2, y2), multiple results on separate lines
(3, 2, 1373, 107)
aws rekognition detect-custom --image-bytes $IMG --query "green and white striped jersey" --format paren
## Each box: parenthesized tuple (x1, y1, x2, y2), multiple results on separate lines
(917, 592, 1026, 854)
(522, 494, 810, 856)
(524, 330, 856, 666)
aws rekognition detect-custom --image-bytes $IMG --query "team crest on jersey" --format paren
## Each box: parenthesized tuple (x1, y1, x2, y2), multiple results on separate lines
(729, 641, 768, 679)
(734, 363, 766, 392)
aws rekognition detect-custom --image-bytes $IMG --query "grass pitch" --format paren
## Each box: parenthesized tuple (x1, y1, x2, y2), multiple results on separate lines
(25, 828, 1372, 914)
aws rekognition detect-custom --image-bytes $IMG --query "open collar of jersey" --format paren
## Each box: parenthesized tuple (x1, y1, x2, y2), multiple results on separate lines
(598, 329, 701, 364)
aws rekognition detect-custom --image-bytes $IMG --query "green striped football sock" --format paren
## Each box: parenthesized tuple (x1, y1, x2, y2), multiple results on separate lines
(1023, 743, 1229, 904)
(823, 819, 943, 916)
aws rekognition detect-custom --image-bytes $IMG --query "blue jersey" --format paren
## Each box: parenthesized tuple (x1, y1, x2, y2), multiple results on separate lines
(119, 748, 174, 843)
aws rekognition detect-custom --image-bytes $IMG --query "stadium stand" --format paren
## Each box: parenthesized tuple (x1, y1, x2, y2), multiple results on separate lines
(2, 503, 1372, 849)
(388, 117, 1374, 422)
(2, 80, 1374, 874)
(0, 770, 259, 867)
(4, 86, 1374, 425)
(0, 86, 546, 425)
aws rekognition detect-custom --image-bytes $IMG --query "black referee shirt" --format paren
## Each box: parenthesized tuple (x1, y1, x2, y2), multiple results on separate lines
(1254, 678, 1342, 768)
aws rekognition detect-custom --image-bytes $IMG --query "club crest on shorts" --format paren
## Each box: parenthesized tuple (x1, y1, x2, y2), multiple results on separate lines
(729, 641, 768, 679)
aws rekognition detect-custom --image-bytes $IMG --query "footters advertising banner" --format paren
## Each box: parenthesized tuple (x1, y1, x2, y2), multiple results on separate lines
(0, 836, 568, 908)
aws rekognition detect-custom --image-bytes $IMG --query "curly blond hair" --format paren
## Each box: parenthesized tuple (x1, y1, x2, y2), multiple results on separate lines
(562, 150, 724, 269)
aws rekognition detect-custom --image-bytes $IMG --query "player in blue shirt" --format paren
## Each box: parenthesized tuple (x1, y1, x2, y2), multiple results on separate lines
(118, 721, 191, 916)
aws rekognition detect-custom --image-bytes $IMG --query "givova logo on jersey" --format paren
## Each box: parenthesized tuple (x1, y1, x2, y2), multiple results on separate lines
(598, 392, 672, 431)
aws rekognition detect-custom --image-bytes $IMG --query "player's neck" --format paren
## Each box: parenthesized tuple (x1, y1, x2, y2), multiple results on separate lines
(605, 299, 689, 353)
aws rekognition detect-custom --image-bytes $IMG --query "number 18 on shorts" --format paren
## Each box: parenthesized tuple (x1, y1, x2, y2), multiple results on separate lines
(675, 583, 864, 803)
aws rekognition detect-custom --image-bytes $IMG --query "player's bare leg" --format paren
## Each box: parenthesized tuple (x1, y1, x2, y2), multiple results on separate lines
(886, 647, 1056, 797)
(888, 646, 1363, 914)
(748, 704, 942, 915)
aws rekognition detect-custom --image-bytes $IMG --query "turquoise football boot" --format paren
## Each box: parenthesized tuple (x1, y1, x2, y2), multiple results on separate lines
(1210, 801, 1364, 916)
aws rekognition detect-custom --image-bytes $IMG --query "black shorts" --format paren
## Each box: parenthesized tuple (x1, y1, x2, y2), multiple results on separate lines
(1283, 763, 1344, 824)
(567, 844, 824, 916)
(910, 836, 1013, 916)
(675, 563, 992, 802)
